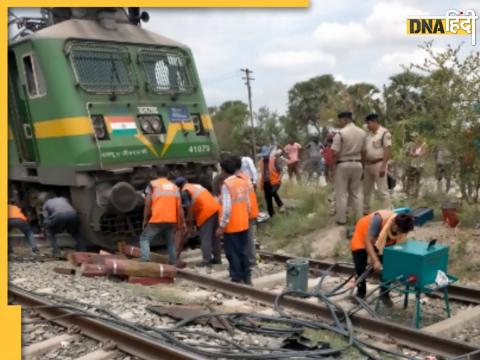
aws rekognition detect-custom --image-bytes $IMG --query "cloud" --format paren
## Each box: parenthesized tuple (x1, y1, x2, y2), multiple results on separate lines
(258, 50, 335, 70)
(314, 22, 371, 49)
(312, 1, 426, 54)
(371, 49, 427, 77)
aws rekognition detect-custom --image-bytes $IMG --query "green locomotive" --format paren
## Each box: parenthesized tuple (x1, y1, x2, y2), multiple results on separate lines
(8, 8, 219, 249)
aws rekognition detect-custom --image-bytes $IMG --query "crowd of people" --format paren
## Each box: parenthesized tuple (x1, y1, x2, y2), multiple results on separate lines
(8, 111, 434, 305)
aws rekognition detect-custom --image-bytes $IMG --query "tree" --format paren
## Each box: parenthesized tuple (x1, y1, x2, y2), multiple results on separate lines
(255, 106, 282, 146)
(384, 71, 424, 124)
(287, 74, 345, 133)
(210, 101, 250, 154)
(345, 83, 382, 122)
(404, 42, 480, 202)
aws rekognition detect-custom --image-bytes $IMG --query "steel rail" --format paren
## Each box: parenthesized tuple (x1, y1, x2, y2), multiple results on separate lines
(258, 250, 480, 305)
(9, 286, 206, 360)
(176, 268, 480, 359)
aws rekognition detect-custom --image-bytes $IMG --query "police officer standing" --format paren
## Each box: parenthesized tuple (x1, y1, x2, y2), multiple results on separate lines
(331, 112, 366, 225)
(363, 113, 392, 214)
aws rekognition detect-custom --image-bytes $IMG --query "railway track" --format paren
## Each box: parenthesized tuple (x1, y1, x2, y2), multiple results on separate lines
(10, 286, 204, 360)
(9, 246, 480, 359)
(176, 267, 480, 359)
(258, 250, 480, 305)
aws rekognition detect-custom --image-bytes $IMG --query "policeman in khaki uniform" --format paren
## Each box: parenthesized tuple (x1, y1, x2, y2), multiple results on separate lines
(331, 112, 367, 225)
(363, 113, 392, 214)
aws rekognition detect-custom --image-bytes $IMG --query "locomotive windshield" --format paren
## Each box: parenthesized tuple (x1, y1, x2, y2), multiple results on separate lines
(68, 43, 134, 94)
(139, 48, 194, 94)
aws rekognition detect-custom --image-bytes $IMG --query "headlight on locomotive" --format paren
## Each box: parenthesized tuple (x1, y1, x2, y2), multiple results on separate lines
(139, 117, 153, 134)
(150, 116, 163, 133)
(138, 115, 164, 135)
(91, 115, 108, 140)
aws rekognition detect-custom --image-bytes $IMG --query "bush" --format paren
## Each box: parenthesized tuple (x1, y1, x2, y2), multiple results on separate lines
(458, 204, 480, 228)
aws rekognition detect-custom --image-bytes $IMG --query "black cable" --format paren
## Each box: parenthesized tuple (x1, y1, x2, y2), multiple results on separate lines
(13, 278, 417, 360)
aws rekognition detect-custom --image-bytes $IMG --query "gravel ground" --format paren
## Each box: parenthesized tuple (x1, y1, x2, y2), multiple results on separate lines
(9, 259, 285, 357)
(453, 320, 480, 344)
(22, 309, 138, 360)
(9, 255, 476, 359)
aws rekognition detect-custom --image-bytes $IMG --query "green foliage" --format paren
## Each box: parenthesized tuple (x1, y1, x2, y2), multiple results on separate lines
(210, 42, 480, 204)
(458, 203, 480, 228)
(210, 100, 250, 154)
(259, 186, 328, 252)
(345, 82, 383, 121)
(287, 74, 344, 132)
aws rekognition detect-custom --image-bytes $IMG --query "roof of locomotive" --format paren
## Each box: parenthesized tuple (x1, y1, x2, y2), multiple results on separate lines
(11, 18, 188, 49)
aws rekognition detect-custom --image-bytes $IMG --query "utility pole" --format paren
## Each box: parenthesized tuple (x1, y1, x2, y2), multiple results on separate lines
(241, 68, 256, 160)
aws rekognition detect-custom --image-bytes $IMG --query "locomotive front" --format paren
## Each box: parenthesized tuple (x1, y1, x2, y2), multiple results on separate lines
(8, 8, 219, 249)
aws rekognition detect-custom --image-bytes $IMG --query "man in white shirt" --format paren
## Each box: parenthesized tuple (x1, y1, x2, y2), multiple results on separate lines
(240, 156, 258, 188)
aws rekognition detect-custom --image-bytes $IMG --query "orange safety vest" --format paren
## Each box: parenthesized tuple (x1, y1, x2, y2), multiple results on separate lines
(351, 210, 395, 251)
(183, 183, 220, 227)
(222, 175, 250, 233)
(258, 156, 281, 188)
(8, 205, 27, 221)
(149, 178, 181, 224)
(238, 172, 259, 220)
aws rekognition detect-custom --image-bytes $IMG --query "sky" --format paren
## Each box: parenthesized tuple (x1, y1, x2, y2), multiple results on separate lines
(9, 1, 480, 115)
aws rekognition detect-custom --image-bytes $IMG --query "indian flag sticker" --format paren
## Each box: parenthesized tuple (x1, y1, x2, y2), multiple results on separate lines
(106, 116, 137, 136)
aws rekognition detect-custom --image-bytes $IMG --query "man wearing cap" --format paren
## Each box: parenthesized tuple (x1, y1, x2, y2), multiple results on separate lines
(331, 112, 366, 225)
(363, 114, 392, 214)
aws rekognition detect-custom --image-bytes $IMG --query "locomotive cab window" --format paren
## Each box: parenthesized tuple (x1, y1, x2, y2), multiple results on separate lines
(23, 53, 47, 98)
(67, 43, 134, 94)
(139, 48, 194, 94)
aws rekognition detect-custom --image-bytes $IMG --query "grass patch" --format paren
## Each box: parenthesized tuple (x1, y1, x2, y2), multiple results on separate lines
(258, 185, 329, 253)
(458, 203, 480, 228)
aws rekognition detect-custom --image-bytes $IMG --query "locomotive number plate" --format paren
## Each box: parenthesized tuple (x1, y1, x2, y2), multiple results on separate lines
(188, 145, 211, 153)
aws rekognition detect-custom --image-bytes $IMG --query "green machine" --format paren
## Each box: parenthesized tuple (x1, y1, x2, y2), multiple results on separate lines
(380, 240, 456, 328)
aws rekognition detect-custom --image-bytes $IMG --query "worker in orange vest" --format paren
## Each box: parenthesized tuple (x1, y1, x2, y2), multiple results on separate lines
(258, 146, 284, 217)
(176, 177, 222, 267)
(8, 203, 39, 257)
(140, 165, 185, 265)
(234, 156, 260, 265)
(216, 156, 252, 284)
(351, 210, 414, 306)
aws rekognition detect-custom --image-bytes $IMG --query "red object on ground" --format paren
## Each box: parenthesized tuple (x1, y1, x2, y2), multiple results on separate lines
(89, 254, 127, 265)
(104, 259, 176, 278)
(81, 264, 107, 277)
(128, 276, 174, 285)
(67, 252, 96, 266)
(442, 208, 459, 228)
(176, 260, 187, 269)
(119, 244, 169, 264)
